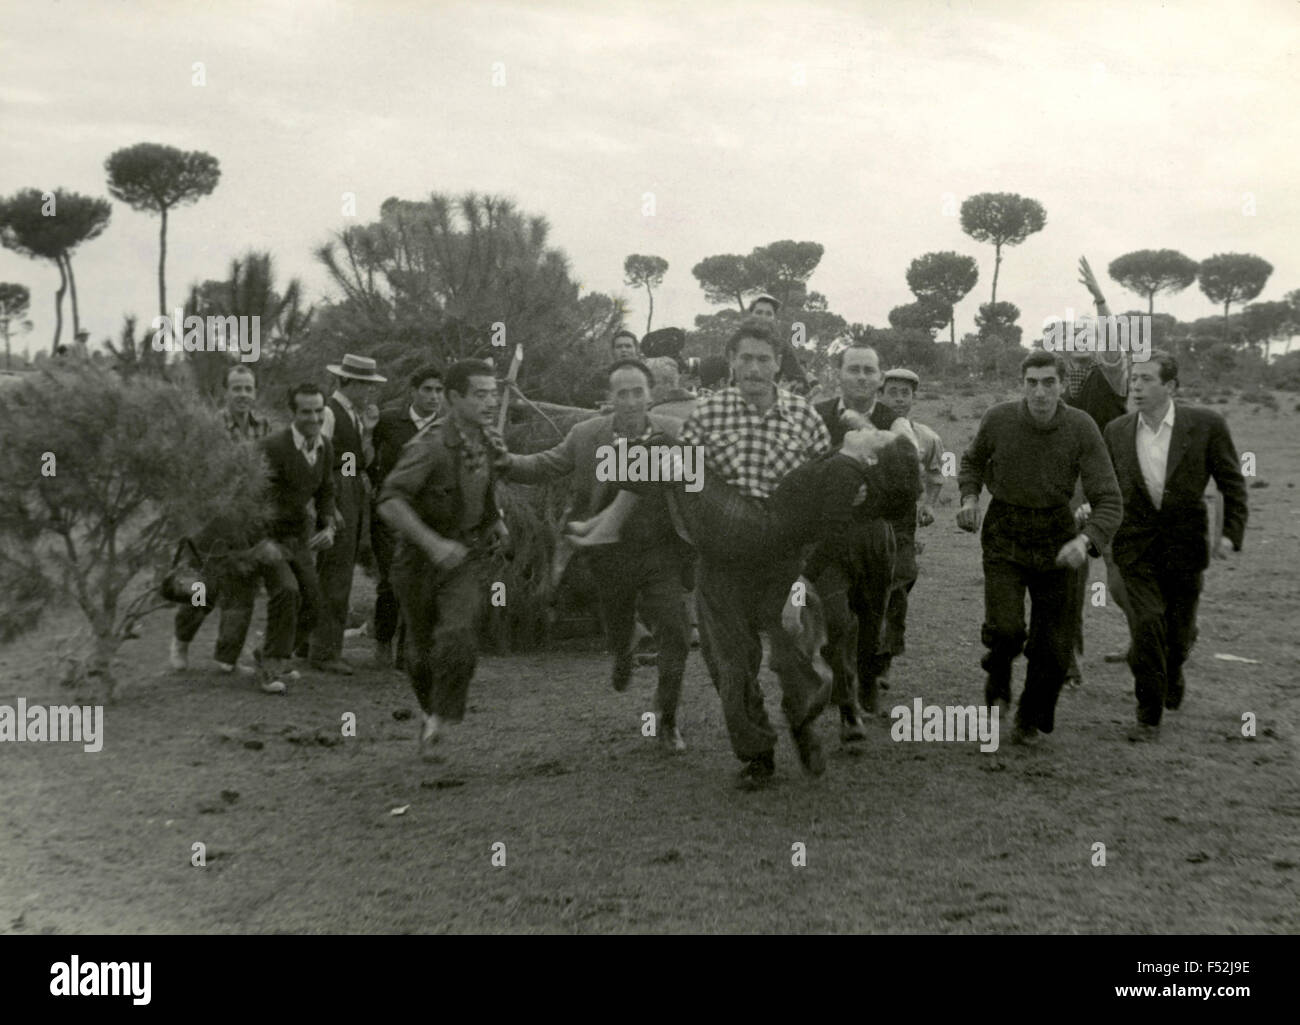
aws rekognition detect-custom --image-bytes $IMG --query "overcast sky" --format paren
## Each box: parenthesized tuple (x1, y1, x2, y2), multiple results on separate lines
(2, 0, 1297, 358)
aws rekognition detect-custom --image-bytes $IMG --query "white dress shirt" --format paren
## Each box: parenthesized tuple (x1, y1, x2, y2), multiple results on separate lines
(409, 405, 439, 434)
(291, 424, 325, 467)
(1136, 400, 1176, 510)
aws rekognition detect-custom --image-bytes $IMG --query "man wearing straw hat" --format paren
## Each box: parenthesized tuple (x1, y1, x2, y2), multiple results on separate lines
(308, 353, 387, 674)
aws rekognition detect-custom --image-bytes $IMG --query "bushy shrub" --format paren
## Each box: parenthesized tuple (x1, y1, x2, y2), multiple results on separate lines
(0, 365, 268, 695)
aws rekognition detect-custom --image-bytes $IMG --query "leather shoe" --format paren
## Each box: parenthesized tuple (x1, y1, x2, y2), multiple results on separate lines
(310, 658, 355, 676)
(791, 719, 827, 776)
(736, 752, 776, 790)
(838, 705, 866, 744)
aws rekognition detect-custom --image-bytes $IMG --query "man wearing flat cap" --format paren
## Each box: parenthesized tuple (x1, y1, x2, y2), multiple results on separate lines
(308, 353, 386, 674)
(879, 367, 946, 689)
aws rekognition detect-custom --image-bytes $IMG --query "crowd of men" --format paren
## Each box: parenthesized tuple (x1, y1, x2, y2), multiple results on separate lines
(171, 261, 1247, 788)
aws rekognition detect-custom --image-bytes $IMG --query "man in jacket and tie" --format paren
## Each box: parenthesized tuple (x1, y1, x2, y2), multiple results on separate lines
(1103, 351, 1248, 741)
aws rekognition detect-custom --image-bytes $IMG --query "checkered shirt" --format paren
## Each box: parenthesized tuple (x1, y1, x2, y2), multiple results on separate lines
(679, 386, 831, 500)
(221, 407, 273, 442)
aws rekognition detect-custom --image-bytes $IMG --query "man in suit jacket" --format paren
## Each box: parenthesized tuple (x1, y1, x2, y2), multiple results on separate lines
(1103, 351, 1248, 740)
(256, 383, 338, 687)
(501, 358, 694, 752)
(369, 364, 443, 667)
(310, 353, 386, 673)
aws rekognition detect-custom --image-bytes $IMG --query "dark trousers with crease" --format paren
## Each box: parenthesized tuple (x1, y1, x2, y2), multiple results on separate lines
(370, 513, 406, 660)
(1118, 558, 1201, 726)
(816, 519, 895, 713)
(695, 555, 829, 762)
(980, 502, 1076, 733)
(589, 543, 691, 728)
(391, 549, 487, 720)
(310, 478, 365, 662)
(265, 536, 325, 660)
(175, 552, 300, 664)
(881, 518, 918, 675)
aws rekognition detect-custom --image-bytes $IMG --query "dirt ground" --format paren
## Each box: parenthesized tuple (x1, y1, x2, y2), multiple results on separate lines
(1, 392, 1296, 934)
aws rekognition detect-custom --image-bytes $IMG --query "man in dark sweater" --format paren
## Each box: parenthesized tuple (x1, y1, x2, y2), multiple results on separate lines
(258, 384, 337, 682)
(369, 364, 443, 667)
(503, 359, 693, 751)
(812, 341, 921, 741)
(958, 350, 1122, 744)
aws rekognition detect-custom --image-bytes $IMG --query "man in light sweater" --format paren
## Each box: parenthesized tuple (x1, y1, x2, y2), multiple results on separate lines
(957, 349, 1122, 745)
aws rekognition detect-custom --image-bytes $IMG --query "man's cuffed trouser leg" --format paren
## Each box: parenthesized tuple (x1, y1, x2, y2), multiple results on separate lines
(393, 555, 486, 721)
(815, 560, 857, 708)
(278, 539, 324, 659)
(852, 521, 895, 713)
(1019, 564, 1073, 732)
(212, 573, 257, 666)
(882, 524, 918, 663)
(635, 551, 691, 728)
(980, 552, 1029, 707)
(311, 485, 363, 662)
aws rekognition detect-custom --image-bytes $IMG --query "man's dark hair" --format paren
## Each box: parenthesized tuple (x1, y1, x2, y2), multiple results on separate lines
(610, 329, 639, 350)
(444, 359, 496, 398)
(409, 364, 444, 390)
(1021, 349, 1066, 380)
(749, 297, 779, 314)
(832, 341, 880, 370)
(608, 358, 654, 389)
(1144, 349, 1179, 387)
(286, 382, 324, 412)
(224, 364, 256, 389)
(725, 317, 781, 359)
(860, 434, 923, 517)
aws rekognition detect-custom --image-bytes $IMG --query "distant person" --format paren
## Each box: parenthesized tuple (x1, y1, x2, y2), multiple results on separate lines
(958, 350, 1121, 745)
(1061, 256, 1133, 681)
(169, 366, 278, 683)
(610, 330, 640, 361)
(221, 365, 273, 441)
(369, 364, 443, 667)
(1103, 351, 1247, 741)
(878, 367, 945, 689)
(310, 354, 386, 674)
(254, 384, 338, 689)
(168, 513, 295, 695)
(749, 293, 813, 393)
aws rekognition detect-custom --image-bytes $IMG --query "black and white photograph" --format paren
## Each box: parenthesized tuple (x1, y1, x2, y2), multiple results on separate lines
(0, 0, 1295, 990)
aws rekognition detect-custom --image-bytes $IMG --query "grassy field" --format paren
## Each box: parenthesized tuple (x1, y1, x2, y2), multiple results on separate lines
(1, 391, 1297, 934)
